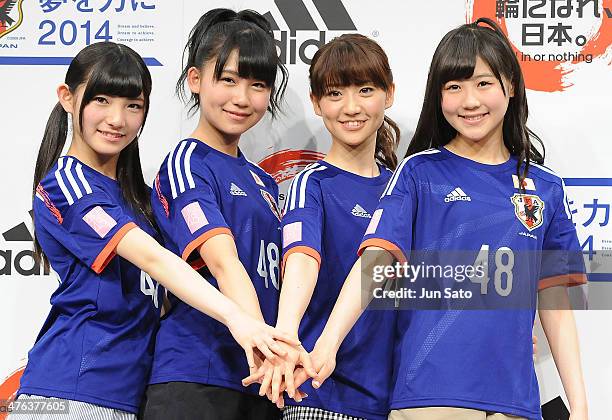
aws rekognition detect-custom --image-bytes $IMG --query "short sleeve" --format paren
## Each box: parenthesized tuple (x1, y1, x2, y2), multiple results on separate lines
(35, 181, 136, 274)
(281, 172, 324, 268)
(153, 156, 232, 267)
(358, 163, 417, 263)
(538, 185, 587, 290)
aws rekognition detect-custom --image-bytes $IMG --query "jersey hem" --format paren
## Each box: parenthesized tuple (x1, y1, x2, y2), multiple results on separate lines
(18, 386, 138, 414)
(91, 222, 137, 274)
(538, 272, 588, 290)
(389, 397, 539, 420)
(359, 238, 407, 263)
(181, 227, 233, 261)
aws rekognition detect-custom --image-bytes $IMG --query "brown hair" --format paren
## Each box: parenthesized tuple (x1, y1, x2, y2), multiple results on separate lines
(309, 34, 400, 170)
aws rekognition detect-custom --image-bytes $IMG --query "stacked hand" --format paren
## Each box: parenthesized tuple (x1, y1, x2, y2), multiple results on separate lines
(242, 337, 339, 408)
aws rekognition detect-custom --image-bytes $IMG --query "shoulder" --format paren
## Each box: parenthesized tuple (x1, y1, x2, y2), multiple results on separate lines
(35, 157, 115, 223)
(157, 139, 215, 198)
(287, 161, 333, 192)
(396, 149, 446, 174)
(525, 162, 566, 189)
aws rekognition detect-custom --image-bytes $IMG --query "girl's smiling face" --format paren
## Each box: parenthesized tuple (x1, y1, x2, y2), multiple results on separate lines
(441, 56, 513, 146)
(311, 83, 394, 149)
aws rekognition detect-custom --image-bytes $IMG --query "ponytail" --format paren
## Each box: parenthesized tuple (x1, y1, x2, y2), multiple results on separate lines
(375, 116, 400, 170)
(32, 102, 69, 267)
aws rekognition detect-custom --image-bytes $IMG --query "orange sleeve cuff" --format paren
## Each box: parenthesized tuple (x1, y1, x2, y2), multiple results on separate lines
(181, 227, 233, 262)
(538, 273, 588, 290)
(281, 246, 321, 276)
(358, 238, 407, 264)
(91, 222, 137, 274)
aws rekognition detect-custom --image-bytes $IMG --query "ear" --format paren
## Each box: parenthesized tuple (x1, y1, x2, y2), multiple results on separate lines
(508, 81, 515, 98)
(385, 83, 395, 109)
(187, 66, 202, 94)
(57, 84, 74, 114)
(309, 92, 322, 117)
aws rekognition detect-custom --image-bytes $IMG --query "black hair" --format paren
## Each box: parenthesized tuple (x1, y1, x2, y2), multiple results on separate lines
(33, 42, 154, 266)
(177, 8, 288, 117)
(406, 17, 544, 184)
(309, 34, 400, 170)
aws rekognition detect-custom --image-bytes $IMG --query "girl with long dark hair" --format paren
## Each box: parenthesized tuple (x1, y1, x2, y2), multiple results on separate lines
(291, 19, 588, 420)
(14, 41, 296, 420)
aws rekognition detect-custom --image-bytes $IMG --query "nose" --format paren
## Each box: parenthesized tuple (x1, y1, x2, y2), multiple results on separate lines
(343, 92, 362, 115)
(231, 84, 250, 108)
(462, 87, 481, 110)
(106, 103, 126, 127)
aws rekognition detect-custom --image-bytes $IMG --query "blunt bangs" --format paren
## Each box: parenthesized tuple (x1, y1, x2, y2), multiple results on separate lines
(435, 25, 512, 96)
(82, 51, 151, 104)
(212, 21, 278, 86)
(310, 37, 391, 98)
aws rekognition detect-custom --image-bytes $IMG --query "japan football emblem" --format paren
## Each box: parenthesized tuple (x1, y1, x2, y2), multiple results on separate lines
(511, 194, 545, 231)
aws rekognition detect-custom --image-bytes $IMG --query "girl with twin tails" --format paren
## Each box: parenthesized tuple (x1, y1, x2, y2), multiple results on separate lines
(244, 33, 399, 420)
(14, 42, 296, 420)
(142, 9, 309, 420)
(296, 18, 588, 420)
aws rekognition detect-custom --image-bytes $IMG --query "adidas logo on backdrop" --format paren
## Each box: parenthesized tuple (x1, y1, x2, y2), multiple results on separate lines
(444, 187, 472, 203)
(351, 204, 372, 218)
(263, 0, 357, 65)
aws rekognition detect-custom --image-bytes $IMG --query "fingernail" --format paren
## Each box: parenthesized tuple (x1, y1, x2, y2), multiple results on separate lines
(303, 393, 308, 398)
(313, 381, 320, 388)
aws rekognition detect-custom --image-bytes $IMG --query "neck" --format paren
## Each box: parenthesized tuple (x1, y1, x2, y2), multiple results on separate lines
(324, 134, 380, 177)
(446, 130, 510, 164)
(191, 115, 240, 157)
(66, 140, 120, 179)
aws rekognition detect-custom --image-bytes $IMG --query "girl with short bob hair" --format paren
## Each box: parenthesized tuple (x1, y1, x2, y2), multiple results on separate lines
(297, 18, 587, 420)
(15, 41, 295, 420)
(244, 33, 399, 420)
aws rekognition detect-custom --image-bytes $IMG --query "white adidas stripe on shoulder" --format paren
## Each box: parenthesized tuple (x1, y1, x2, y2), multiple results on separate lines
(168, 140, 197, 199)
(284, 163, 327, 213)
(54, 157, 94, 206)
(531, 162, 571, 219)
(382, 149, 440, 197)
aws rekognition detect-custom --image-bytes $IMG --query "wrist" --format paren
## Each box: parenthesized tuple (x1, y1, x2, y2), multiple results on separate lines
(316, 330, 342, 353)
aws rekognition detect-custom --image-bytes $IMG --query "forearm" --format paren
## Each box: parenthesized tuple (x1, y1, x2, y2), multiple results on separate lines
(206, 253, 265, 320)
(320, 247, 394, 350)
(117, 229, 239, 326)
(275, 253, 319, 335)
(539, 289, 588, 412)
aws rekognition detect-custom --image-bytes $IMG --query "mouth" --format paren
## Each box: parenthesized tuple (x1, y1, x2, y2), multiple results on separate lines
(459, 113, 489, 123)
(340, 120, 366, 130)
(224, 109, 251, 120)
(97, 130, 125, 141)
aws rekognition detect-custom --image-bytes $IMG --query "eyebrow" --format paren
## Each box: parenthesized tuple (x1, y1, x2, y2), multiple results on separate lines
(471, 73, 495, 78)
(221, 69, 239, 76)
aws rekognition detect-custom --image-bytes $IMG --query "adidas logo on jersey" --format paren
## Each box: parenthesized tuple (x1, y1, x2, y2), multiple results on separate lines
(444, 187, 472, 203)
(230, 183, 247, 196)
(351, 204, 372, 218)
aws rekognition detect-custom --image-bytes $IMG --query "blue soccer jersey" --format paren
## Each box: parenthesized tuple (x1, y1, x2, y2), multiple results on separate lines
(18, 156, 163, 414)
(282, 161, 397, 420)
(359, 148, 586, 419)
(149, 138, 281, 393)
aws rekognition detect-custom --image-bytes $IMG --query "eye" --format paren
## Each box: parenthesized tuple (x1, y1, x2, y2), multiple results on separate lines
(444, 84, 460, 91)
(93, 96, 109, 104)
(220, 76, 236, 84)
(360, 86, 374, 94)
(252, 81, 268, 90)
(326, 90, 341, 98)
(128, 103, 143, 110)
(478, 80, 493, 87)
